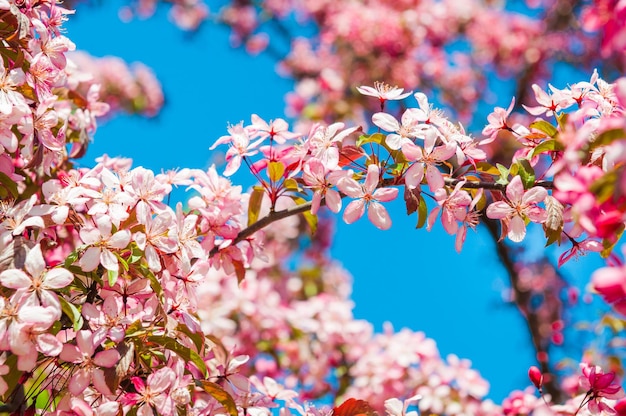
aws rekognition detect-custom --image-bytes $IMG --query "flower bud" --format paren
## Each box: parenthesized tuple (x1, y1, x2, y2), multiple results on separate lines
(528, 366, 543, 390)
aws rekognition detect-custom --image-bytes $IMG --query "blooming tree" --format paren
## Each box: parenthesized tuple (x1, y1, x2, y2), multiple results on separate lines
(0, 0, 626, 416)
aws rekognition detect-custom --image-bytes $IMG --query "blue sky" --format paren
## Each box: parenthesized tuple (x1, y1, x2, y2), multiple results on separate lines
(65, 2, 608, 402)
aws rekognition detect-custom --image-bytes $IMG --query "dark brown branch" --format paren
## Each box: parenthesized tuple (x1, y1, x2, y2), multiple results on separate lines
(482, 216, 563, 403)
(445, 178, 554, 191)
(208, 200, 315, 257)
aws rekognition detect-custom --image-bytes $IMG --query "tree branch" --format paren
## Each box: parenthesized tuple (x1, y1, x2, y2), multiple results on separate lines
(482, 216, 563, 403)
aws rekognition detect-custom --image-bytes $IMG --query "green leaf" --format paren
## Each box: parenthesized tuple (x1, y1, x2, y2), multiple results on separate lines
(63, 250, 80, 269)
(589, 128, 626, 152)
(302, 210, 318, 235)
(140, 265, 164, 300)
(176, 323, 205, 353)
(107, 268, 119, 287)
(195, 381, 238, 416)
(0, 171, 18, 199)
(516, 159, 536, 189)
(117, 252, 129, 273)
(495, 163, 509, 185)
(416, 194, 428, 229)
(129, 243, 144, 264)
(283, 178, 300, 191)
(147, 336, 208, 377)
(268, 161, 285, 182)
(530, 120, 558, 138)
(601, 226, 625, 259)
(589, 169, 619, 204)
(356, 133, 385, 148)
(529, 139, 565, 158)
(475, 162, 500, 176)
(247, 186, 265, 226)
(59, 296, 83, 332)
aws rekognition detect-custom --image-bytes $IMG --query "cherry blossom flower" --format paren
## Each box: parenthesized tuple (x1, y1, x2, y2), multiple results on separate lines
(210, 122, 264, 176)
(401, 131, 457, 191)
(486, 176, 547, 242)
(302, 158, 347, 214)
(59, 330, 120, 395)
(523, 84, 573, 117)
(249, 376, 298, 402)
(0, 195, 44, 236)
(77, 215, 132, 273)
(123, 367, 176, 416)
(481, 97, 515, 143)
(579, 363, 624, 415)
(250, 114, 299, 144)
(356, 82, 412, 104)
(336, 164, 398, 230)
(372, 109, 421, 150)
(308, 122, 359, 169)
(0, 244, 72, 317)
(384, 394, 422, 416)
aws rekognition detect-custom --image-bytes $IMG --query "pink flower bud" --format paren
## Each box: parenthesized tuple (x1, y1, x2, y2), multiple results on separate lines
(529, 366, 543, 389)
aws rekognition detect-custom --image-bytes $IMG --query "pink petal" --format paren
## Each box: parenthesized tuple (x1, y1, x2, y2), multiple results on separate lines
(0, 269, 31, 289)
(426, 165, 445, 192)
(36, 333, 62, 356)
(76, 330, 95, 357)
(505, 176, 524, 203)
(455, 226, 467, 253)
(94, 349, 120, 368)
(368, 202, 392, 230)
(508, 215, 527, 242)
(402, 142, 423, 162)
(486, 201, 513, 219)
(373, 187, 398, 202)
(336, 177, 363, 198)
(25, 244, 45, 278)
(522, 187, 548, 205)
(372, 112, 399, 132)
(100, 249, 118, 271)
(343, 199, 365, 224)
(404, 163, 424, 189)
(79, 247, 101, 272)
(325, 189, 342, 213)
(60, 344, 82, 363)
(364, 164, 380, 194)
(69, 368, 91, 396)
(43, 268, 73, 289)
(109, 230, 131, 249)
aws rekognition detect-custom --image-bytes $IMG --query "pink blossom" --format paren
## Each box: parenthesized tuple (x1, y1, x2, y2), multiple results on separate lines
(302, 158, 347, 214)
(308, 122, 359, 169)
(59, 330, 120, 395)
(0, 244, 72, 318)
(356, 82, 412, 104)
(579, 363, 625, 415)
(401, 132, 457, 192)
(210, 122, 264, 176)
(78, 215, 132, 273)
(372, 109, 421, 150)
(250, 114, 299, 144)
(336, 164, 398, 230)
(486, 176, 547, 242)
(481, 97, 515, 143)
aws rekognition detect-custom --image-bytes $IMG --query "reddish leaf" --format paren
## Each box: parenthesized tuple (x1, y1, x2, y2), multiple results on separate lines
(332, 398, 377, 416)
